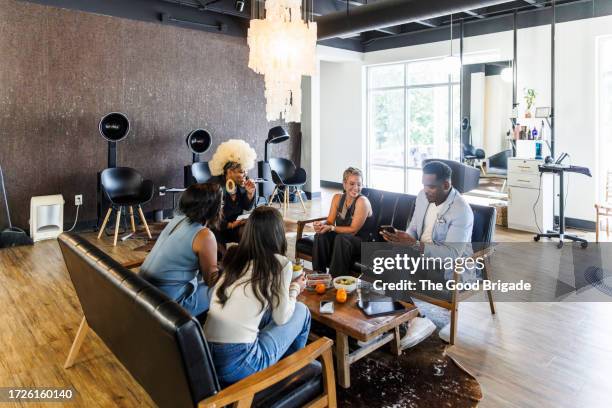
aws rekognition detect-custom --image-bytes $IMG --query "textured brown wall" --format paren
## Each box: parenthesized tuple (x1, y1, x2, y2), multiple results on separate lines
(0, 0, 299, 229)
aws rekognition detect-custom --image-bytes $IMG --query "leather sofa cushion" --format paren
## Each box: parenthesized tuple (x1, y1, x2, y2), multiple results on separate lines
(252, 361, 323, 408)
(296, 235, 315, 256)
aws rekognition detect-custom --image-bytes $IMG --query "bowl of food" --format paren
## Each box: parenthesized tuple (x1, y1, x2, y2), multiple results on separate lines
(333, 276, 358, 294)
(292, 263, 304, 280)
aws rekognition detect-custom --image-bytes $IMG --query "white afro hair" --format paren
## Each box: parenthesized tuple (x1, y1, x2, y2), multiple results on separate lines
(209, 139, 257, 176)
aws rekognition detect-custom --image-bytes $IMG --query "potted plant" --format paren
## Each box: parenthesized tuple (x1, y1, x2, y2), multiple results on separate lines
(524, 88, 537, 118)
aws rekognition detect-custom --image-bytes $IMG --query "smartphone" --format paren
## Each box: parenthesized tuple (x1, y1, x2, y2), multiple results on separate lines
(379, 225, 396, 234)
(319, 301, 334, 314)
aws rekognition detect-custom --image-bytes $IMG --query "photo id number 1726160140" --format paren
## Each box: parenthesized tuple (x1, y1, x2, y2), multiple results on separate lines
(0, 388, 75, 402)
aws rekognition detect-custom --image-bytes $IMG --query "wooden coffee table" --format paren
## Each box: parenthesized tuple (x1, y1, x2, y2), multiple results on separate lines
(298, 288, 419, 388)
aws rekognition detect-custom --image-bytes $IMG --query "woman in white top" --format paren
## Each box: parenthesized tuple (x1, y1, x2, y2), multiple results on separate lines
(203, 206, 309, 385)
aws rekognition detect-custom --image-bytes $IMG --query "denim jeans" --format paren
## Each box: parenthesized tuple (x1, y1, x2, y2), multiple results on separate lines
(208, 302, 311, 386)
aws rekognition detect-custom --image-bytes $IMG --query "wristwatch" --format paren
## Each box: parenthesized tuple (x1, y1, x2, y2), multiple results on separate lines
(330, 225, 336, 232)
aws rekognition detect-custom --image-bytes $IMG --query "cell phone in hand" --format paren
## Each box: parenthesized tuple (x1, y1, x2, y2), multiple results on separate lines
(379, 225, 396, 234)
(319, 301, 334, 314)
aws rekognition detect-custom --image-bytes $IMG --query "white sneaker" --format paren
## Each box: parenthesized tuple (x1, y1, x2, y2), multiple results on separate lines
(438, 323, 450, 343)
(399, 317, 436, 349)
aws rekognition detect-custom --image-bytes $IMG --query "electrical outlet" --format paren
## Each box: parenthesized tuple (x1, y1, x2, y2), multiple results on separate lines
(75, 194, 83, 206)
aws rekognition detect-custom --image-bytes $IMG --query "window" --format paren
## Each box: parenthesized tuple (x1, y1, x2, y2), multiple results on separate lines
(366, 59, 460, 194)
(598, 36, 612, 200)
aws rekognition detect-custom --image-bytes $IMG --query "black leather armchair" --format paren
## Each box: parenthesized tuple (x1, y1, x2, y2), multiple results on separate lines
(58, 233, 337, 408)
(98, 167, 154, 245)
(296, 188, 497, 345)
(269, 158, 308, 215)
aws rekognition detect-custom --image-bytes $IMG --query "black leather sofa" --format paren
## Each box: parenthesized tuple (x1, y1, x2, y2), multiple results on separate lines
(296, 187, 497, 345)
(58, 233, 336, 408)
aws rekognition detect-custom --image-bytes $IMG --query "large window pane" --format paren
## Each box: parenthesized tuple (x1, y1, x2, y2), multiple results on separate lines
(366, 58, 461, 194)
(406, 168, 423, 195)
(406, 86, 449, 168)
(368, 64, 404, 88)
(370, 166, 404, 193)
(407, 59, 448, 86)
(369, 89, 405, 167)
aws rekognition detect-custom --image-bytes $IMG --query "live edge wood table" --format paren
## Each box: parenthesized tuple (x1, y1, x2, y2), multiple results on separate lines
(298, 289, 419, 388)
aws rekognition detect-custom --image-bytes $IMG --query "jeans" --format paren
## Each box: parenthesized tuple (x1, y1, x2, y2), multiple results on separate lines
(208, 302, 311, 386)
(180, 282, 210, 317)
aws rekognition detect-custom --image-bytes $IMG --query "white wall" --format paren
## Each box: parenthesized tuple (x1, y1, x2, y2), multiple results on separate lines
(317, 15, 612, 222)
(470, 72, 485, 149)
(319, 60, 364, 183)
(484, 75, 513, 154)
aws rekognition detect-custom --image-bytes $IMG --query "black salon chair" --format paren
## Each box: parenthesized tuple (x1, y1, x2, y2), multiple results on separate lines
(191, 162, 212, 183)
(486, 150, 512, 175)
(269, 158, 307, 215)
(485, 149, 512, 191)
(98, 167, 154, 246)
(463, 144, 486, 169)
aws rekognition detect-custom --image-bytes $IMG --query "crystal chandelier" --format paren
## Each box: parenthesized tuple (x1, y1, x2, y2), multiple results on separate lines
(248, 0, 317, 123)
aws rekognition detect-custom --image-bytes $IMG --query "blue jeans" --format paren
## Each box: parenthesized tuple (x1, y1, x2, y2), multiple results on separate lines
(180, 281, 210, 317)
(209, 302, 311, 386)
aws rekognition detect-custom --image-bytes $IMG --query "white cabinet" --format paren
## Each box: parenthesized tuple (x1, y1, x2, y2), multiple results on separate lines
(507, 158, 553, 233)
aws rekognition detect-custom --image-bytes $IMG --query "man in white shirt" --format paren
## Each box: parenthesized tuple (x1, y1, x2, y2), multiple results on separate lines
(381, 161, 474, 346)
(382, 161, 473, 260)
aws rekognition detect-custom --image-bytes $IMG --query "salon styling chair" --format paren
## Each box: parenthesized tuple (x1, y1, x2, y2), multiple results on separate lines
(269, 158, 307, 215)
(98, 167, 154, 246)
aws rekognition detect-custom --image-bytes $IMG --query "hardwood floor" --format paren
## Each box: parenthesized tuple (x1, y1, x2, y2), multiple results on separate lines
(0, 190, 610, 407)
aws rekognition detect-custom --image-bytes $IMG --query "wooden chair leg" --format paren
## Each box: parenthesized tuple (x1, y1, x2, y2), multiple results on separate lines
(129, 206, 136, 232)
(97, 207, 113, 239)
(137, 206, 152, 239)
(482, 264, 496, 315)
(283, 187, 288, 216)
(297, 189, 307, 213)
(269, 186, 278, 207)
(64, 317, 89, 369)
(113, 206, 122, 246)
(450, 302, 458, 346)
(321, 346, 337, 408)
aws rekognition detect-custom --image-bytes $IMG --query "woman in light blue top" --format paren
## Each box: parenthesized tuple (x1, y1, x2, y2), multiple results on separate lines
(140, 183, 222, 316)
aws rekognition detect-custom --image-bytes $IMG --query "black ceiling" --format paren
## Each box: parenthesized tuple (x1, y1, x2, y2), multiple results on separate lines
(156, 0, 589, 39)
(23, 0, 607, 52)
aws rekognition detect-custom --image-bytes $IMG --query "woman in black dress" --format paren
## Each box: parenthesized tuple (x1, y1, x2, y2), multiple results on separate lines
(312, 167, 373, 276)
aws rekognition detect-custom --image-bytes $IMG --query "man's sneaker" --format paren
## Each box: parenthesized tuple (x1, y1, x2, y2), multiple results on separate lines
(399, 317, 436, 349)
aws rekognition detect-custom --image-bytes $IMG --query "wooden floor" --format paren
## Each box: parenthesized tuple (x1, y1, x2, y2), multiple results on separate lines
(1, 190, 611, 407)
